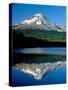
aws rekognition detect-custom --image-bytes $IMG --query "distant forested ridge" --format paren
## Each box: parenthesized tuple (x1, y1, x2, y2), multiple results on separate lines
(11, 28, 66, 48)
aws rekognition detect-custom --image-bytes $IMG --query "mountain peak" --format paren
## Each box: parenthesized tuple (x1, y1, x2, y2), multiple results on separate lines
(13, 13, 65, 32)
(20, 13, 44, 25)
(34, 13, 43, 18)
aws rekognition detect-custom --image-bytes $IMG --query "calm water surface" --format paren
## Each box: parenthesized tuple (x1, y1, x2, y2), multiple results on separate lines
(14, 48, 66, 55)
(12, 47, 66, 86)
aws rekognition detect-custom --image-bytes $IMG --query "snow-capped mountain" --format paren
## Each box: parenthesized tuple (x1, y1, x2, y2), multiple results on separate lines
(13, 13, 65, 32)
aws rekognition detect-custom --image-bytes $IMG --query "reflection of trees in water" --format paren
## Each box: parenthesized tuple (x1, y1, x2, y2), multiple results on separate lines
(13, 53, 66, 65)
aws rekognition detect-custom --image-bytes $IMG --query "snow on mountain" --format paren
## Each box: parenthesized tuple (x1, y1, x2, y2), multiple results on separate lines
(21, 13, 42, 25)
(13, 13, 65, 32)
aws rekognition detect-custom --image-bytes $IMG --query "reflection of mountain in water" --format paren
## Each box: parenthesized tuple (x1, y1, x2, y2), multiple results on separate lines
(14, 54, 66, 80)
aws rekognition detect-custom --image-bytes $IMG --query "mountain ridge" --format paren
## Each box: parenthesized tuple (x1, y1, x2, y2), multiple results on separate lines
(12, 13, 65, 32)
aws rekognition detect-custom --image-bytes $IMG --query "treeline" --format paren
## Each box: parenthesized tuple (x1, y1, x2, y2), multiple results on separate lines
(20, 29, 66, 42)
(11, 29, 66, 48)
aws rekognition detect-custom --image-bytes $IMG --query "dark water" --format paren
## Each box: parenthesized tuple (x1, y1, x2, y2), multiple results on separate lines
(12, 48, 66, 86)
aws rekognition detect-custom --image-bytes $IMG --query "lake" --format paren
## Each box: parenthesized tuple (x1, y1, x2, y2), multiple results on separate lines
(14, 48, 66, 55)
(11, 47, 66, 86)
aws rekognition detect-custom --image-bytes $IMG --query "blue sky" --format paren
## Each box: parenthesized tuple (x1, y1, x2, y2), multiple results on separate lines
(11, 3, 66, 27)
